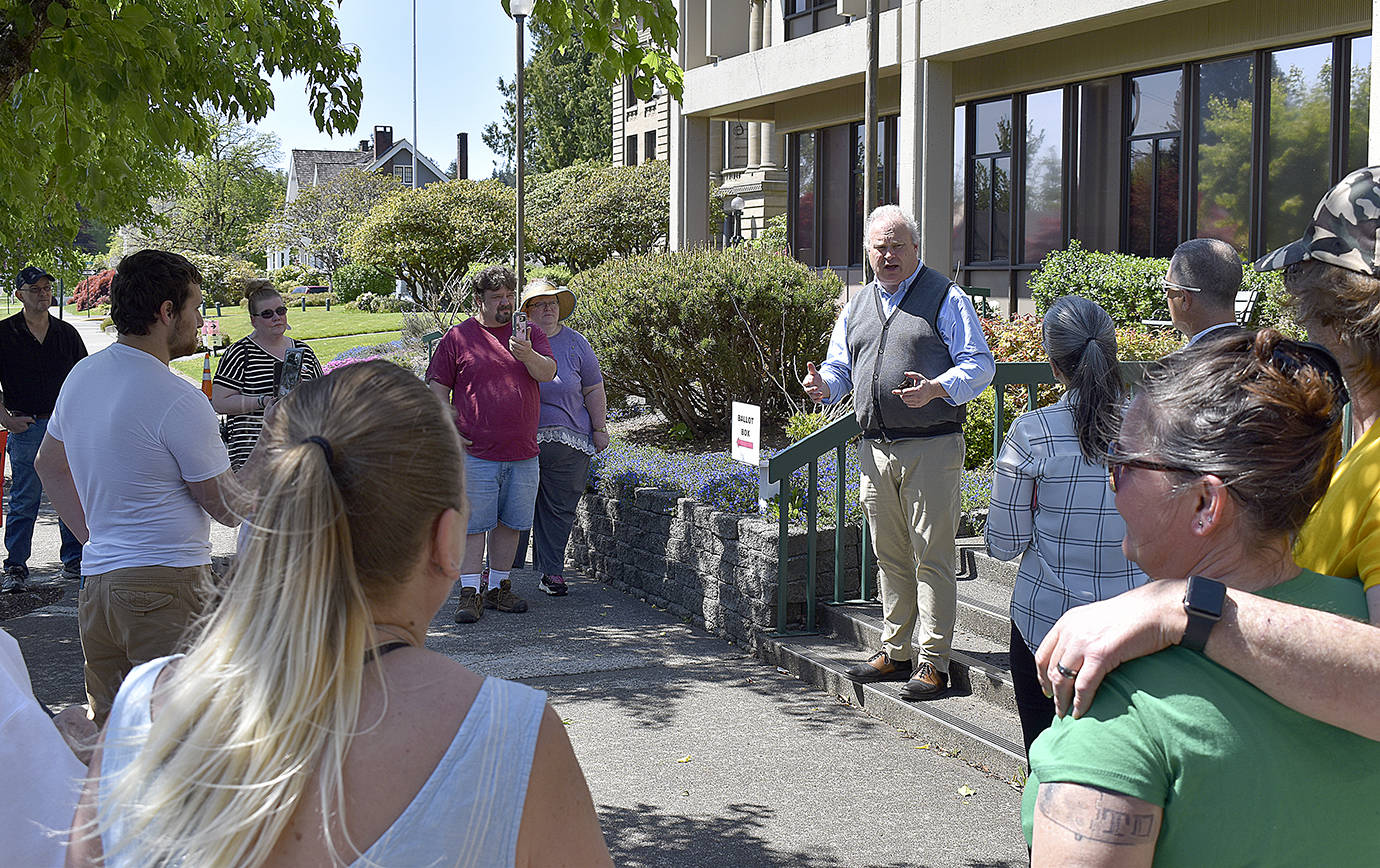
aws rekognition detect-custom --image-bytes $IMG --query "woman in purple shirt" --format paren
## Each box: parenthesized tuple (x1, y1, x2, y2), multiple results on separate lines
(515, 280, 609, 597)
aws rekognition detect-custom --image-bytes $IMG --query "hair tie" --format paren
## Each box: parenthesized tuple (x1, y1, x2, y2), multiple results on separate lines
(301, 435, 334, 465)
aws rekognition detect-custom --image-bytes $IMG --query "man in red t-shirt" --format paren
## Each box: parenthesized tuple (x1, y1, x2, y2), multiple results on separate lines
(426, 266, 555, 623)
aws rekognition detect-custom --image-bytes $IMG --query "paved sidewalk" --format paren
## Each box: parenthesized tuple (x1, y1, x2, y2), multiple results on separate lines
(61, 311, 115, 355)
(5, 513, 1028, 867)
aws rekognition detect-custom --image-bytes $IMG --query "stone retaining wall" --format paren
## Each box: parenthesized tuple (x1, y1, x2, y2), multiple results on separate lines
(568, 481, 875, 649)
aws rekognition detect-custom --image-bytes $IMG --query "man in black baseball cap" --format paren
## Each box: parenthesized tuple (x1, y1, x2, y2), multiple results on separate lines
(0, 266, 87, 591)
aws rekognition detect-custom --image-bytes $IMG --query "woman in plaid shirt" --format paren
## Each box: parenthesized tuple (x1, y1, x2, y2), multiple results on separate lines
(986, 296, 1148, 753)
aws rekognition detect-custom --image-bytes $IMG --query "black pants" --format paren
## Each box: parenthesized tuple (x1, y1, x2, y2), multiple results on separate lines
(1009, 621, 1056, 756)
(514, 441, 591, 575)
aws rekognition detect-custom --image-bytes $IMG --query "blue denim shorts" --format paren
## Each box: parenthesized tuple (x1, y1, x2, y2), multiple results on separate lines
(464, 454, 540, 534)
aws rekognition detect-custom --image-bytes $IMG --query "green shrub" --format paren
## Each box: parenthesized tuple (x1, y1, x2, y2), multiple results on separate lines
(1029, 241, 1168, 326)
(744, 213, 789, 255)
(1029, 240, 1303, 336)
(332, 263, 395, 304)
(569, 246, 841, 439)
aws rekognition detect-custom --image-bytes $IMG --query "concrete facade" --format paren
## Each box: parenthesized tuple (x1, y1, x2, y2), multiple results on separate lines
(670, 0, 1377, 313)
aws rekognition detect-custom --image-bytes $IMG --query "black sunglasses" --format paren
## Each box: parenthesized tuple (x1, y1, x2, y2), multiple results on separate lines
(254, 306, 288, 319)
(1106, 440, 1201, 493)
(1267, 338, 1350, 407)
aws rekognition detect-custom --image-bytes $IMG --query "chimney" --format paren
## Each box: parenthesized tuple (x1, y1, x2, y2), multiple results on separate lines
(358, 139, 369, 151)
(373, 125, 393, 160)
(456, 132, 468, 180)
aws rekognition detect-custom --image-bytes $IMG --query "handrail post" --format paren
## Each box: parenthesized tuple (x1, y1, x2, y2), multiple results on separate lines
(776, 474, 790, 632)
(806, 460, 818, 632)
(833, 442, 845, 603)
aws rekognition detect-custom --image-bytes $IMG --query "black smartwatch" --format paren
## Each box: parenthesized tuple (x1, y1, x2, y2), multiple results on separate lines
(1181, 575, 1226, 653)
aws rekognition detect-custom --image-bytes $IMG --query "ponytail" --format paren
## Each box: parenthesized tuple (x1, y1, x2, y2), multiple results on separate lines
(1042, 296, 1125, 464)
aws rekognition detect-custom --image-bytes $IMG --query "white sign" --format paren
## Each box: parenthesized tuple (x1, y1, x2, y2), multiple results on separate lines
(730, 401, 761, 465)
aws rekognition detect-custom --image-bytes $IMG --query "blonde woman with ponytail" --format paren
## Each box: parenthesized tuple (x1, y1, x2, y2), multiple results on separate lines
(985, 296, 1148, 754)
(67, 360, 611, 867)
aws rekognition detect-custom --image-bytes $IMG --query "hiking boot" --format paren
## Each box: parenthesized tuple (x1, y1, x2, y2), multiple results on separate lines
(539, 574, 569, 596)
(453, 587, 484, 624)
(484, 579, 529, 613)
(843, 650, 912, 683)
(1, 566, 29, 594)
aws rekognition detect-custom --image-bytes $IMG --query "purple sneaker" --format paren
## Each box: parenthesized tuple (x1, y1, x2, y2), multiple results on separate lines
(539, 574, 568, 596)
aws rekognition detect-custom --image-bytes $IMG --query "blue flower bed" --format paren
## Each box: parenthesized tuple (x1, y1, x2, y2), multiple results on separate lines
(591, 440, 994, 522)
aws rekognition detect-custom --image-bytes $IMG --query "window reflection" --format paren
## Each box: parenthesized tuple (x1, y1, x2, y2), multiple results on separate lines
(970, 98, 1012, 264)
(795, 132, 816, 263)
(953, 105, 966, 270)
(1127, 70, 1182, 257)
(1024, 89, 1064, 264)
(1262, 42, 1334, 253)
(1349, 35, 1372, 171)
(1130, 69, 1184, 136)
(1195, 56, 1253, 251)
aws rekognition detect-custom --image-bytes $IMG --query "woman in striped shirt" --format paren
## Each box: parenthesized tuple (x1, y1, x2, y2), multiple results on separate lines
(212, 281, 322, 468)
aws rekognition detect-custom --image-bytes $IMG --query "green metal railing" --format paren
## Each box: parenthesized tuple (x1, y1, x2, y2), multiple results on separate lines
(423, 330, 443, 360)
(765, 413, 863, 633)
(766, 360, 1155, 633)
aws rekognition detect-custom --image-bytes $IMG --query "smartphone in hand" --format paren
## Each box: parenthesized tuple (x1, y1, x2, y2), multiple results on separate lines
(512, 311, 528, 340)
(277, 346, 307, 397)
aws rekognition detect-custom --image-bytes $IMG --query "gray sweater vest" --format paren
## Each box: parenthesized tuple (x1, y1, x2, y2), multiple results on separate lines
(845, 266, 964, 440)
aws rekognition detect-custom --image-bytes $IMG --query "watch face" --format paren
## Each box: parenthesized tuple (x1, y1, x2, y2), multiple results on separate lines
(1185, 575, 1227, 616)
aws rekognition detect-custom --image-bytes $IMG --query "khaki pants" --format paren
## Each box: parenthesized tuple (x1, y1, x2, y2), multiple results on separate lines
(860, 434, 963, 672)
(78, 565, 210, 726)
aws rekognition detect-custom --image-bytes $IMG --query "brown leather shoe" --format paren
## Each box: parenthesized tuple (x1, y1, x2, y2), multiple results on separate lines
(844, 650, 913, 683)
(899, 661, 949, 700)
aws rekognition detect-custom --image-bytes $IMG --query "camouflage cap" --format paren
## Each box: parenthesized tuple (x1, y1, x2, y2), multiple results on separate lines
(1254, 166, 1380, 276)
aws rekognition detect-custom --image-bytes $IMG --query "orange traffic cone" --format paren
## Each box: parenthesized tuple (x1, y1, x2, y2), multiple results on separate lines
(201, 352, 214, 400)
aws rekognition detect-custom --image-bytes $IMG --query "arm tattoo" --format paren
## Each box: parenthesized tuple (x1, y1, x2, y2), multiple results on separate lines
(1038, 783, 1157, 846)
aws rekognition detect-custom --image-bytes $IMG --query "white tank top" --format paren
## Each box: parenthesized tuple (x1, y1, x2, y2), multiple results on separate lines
(100, 656, 547, 867)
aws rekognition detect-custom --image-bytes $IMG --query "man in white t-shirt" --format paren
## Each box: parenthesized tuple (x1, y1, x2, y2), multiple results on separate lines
(35, 249, 240, 725)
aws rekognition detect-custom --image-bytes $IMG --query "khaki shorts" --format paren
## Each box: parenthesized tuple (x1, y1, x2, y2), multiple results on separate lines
(78, 564, 211, 726)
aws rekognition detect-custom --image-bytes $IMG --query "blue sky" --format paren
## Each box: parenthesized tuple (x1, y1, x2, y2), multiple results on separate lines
(251, 1, 527, 177)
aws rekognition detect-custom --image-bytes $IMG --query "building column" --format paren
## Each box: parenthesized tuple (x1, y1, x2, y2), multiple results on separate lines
(919, 59, 955, 279)
(758, 3, 776, 169)
(672, 113, 711, 249)
(709, 120, 724, 185)
(897, 0, 923, 222)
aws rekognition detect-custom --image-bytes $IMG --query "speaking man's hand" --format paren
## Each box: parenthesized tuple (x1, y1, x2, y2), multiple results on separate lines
(802, 362, 830, 403)
(891, 371, 946, 408)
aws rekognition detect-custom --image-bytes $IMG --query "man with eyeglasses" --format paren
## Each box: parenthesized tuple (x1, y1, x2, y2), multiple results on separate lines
(803, 205, 995, 701)
(1162, 238, 1243, 345)
(0, 267, 87, 592)
(427, 265, 556, 624)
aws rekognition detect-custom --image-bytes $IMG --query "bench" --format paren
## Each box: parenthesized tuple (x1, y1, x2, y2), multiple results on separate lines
(1142, 287, 1263, 331)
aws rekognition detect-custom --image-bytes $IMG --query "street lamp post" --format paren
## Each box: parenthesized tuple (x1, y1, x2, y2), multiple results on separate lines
(723, 195, 746, 245)
(510, 0, 535, 289)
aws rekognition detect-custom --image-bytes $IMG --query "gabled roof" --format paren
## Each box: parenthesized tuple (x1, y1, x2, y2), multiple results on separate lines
(373, 139, 447, 183)
(290, 148, 373, 193)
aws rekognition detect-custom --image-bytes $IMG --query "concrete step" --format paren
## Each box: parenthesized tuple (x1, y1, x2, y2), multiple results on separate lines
(818, 602, 1016, 716)
(760, 633, 1027, 782)
(956, 535, 1019, 592)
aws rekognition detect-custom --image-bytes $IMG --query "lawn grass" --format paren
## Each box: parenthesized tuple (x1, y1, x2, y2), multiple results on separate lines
(197, 305, 405, 342)
(170, 330, 402, 380)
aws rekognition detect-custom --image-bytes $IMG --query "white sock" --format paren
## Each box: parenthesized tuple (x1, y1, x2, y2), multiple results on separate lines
(488, 569, 510, 588)
(460, 573, 482, 591)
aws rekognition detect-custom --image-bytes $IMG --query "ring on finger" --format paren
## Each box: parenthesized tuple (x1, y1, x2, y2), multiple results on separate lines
(1055, 663, 1078, 679)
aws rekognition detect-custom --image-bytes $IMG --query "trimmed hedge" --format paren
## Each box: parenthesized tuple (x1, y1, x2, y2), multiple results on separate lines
(1029, 241, 1301, 336)
(569, 246, 841, 439)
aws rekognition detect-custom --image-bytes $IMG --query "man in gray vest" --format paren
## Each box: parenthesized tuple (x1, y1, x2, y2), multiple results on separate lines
(803, 205, 994, 700)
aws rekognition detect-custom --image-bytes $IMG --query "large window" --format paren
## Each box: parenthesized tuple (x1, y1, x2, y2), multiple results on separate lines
(788, 116, 900, 269)
(1024, 89, 1065, 264)
(955, 31, 1371, 294)
(1126, 69, 1183, 258)
(1195, 56, 1254, 251)
(969, 99, 1012, 264)
(723, 121, 750, 170)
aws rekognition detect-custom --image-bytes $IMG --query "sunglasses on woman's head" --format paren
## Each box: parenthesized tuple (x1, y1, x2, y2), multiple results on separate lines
(254, 306, 288, 319)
